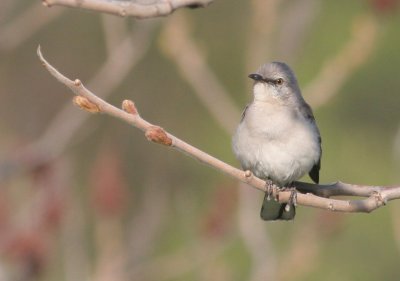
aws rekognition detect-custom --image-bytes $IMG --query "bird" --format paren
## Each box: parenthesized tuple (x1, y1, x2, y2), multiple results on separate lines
(232, 62, 321, 221)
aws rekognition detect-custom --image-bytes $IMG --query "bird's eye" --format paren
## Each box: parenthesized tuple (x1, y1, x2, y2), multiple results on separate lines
(275, 78, 283, 85)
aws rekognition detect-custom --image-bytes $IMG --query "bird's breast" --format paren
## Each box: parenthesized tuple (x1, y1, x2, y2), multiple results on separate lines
(233, 103, 320, 185)
(245, 103, 298, 139)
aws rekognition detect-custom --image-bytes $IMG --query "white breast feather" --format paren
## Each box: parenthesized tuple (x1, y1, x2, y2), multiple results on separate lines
(233, 102, 319, 186)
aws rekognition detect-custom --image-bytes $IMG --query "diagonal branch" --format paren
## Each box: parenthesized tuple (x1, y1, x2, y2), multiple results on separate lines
(0, 22, 155, 183)
(42, 0, 213, 18)
(37, 46, 400, 214)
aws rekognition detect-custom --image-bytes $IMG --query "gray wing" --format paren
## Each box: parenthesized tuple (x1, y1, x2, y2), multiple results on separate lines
(299, 102, 321, 184)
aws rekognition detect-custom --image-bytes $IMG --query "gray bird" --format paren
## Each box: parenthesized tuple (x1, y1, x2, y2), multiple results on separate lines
(232, 62, 321, 221)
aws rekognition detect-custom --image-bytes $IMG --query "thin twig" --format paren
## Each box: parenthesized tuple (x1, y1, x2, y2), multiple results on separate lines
(37, 46, 400, 213)
(0, 22, 155, 183)
(36, 21, 156, 158)
(42, 0, 213, 19)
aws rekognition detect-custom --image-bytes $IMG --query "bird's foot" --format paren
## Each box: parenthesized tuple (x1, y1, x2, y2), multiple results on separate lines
(283, 186, 297, 212)
(265, 180, 276, 201)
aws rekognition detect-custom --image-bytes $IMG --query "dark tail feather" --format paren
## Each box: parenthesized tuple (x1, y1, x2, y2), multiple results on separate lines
(260, 193, 296, 221)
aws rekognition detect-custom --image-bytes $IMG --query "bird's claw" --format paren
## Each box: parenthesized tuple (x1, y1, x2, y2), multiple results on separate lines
(265, 180, 275, 201)
(265, 182, 297, 212)
(284, 187, 297, 212)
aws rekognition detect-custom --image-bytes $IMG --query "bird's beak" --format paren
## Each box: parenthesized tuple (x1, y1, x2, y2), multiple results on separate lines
(248, 73, 263, 81)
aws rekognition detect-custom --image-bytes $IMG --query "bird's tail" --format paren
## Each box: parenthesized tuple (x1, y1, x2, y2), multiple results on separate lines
(260, 193, 295, 221)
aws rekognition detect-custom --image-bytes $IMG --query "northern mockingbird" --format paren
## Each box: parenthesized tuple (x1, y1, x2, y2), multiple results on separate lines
(232, 62, 321, 220)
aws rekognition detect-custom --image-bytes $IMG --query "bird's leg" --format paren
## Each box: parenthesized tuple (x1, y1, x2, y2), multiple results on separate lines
(265, 179, 275, 201)
(283, 183, 297, 212)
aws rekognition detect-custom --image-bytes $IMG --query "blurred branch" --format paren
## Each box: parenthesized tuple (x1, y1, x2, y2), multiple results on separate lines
(276, 0, 319, 62)
(277, 212, 344, 281)
(37, 46, 400, 214)
(305, 14, 378, 108)
(92, 219, 125, 281)
(0, 3, 63, 51)
(128, 171, 169, 274)
(61, 193, 90, 281)
(42, 0, 213, 18)
(101, 15, 129, 54)
(246, 0, 281, 71)
(160, 14, 240, 133)
(237, 184, 276, 281)
(0, 159, 70, 279)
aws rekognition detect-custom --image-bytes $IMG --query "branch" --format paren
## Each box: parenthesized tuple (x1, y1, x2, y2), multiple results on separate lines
(42, 0, 213, 18)
(0, 21, 155, 183)
(37, 46, 400, 214)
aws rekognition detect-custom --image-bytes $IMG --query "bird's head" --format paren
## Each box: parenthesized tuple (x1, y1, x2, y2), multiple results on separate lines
(248, 62, 301, 104)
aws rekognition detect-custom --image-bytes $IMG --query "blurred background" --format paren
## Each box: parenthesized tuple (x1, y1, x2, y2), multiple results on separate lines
(1, 0, 400, 280)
